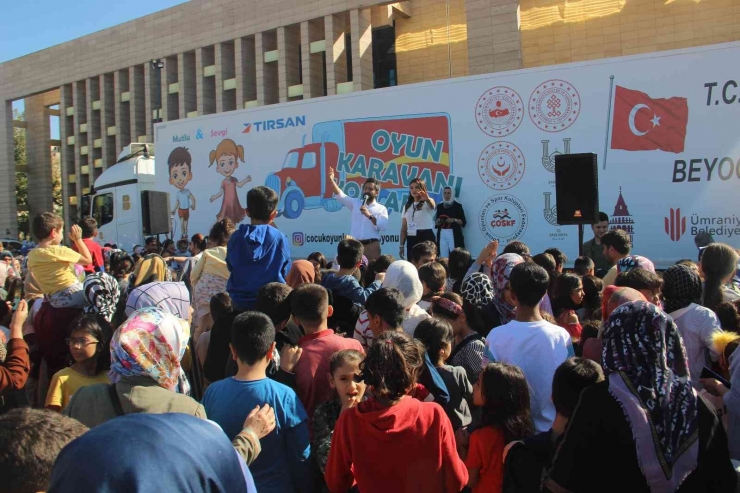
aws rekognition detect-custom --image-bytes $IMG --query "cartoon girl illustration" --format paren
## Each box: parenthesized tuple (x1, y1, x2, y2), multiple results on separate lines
(209, 138, 251, 224)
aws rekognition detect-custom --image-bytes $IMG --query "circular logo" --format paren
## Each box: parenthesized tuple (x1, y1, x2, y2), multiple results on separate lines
(478, 142, 525, 190)
(529, 80, 581, 132)
(475, 86, 524, 138)
(478, 194, 528, 243)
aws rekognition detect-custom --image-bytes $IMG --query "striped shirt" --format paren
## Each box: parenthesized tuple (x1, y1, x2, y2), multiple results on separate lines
(669, 303, 722, 390)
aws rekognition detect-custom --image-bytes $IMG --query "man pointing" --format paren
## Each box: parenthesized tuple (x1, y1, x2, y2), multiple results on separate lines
(328, 167, 388, 261)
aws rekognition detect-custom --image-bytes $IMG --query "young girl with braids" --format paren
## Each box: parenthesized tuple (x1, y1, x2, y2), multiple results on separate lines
(325, 330, 467, 493)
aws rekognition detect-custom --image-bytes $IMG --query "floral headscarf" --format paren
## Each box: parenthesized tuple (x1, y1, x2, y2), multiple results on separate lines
(616, 255, 656, 274)
(662, 264, 702, 315)
(83, 273, 121, 323)
(110, 306, 190, 394)
(489, 253, 524, 324)
(602, 301, 698, 490)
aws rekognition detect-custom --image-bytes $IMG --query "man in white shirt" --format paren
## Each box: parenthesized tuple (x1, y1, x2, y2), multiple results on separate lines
(328, 167, 389, 261)
(484, 262, 574, 433)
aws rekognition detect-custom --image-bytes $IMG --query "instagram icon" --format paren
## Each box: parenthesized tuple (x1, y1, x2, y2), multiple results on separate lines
(292, 232, 305, 246)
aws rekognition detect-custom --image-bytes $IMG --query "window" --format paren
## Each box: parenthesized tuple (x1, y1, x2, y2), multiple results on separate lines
(301, 152, 317, 169)
(373, 26, 397, 89)
(92, 193, 114, 227)
(282, 152, 300, 169)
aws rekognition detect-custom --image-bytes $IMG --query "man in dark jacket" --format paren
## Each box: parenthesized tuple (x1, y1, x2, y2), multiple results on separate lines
(435, 187, 466, 258)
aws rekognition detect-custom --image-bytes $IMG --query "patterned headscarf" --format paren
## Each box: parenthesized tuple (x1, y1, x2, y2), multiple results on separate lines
(83, 273, 121, 323)
(461, 272, 494, 308)
(285, 260, 316, 288)
(617, 255, 656, 274)
(126, 281, 191, 320)
(110, 306, 191, 394)
(490, 253, 524, 324)
(129, 254, 172, 292)
(602, 301, 698, 489)
(662, 264, 702, 315)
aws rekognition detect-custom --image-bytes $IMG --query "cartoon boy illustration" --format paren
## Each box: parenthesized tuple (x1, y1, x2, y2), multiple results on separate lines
(209, 138, 251, 224)
(168, 147, 196, 238)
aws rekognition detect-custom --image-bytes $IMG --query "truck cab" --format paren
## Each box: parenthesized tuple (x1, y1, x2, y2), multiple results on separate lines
(88, 144, 156, 251)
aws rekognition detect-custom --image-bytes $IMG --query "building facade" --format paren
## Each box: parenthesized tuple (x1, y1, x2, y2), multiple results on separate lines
(0, 0, 737, 236)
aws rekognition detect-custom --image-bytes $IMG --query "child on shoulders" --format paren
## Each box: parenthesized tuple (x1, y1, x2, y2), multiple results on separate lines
(27, 213, 92, 309)
(321, 239, 383, 305)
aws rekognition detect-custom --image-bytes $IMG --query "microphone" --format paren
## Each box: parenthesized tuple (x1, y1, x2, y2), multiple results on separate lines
(361, 194, 369, 207)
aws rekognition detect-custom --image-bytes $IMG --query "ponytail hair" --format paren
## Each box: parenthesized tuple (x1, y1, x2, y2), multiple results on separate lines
(701, 243, 739, 312)
(209, 218, 236, 247)
(360, 331, 423, 401)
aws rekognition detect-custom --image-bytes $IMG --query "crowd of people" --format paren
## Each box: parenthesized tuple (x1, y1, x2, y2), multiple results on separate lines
(0, 176, 739, 493)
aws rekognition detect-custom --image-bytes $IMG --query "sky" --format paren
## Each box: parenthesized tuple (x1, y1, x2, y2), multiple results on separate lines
(0, 0, 187, 63)
(4, 0, 187, 138)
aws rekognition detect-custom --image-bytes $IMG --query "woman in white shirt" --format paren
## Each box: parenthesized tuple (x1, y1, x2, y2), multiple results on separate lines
(400, 178, 436, 260)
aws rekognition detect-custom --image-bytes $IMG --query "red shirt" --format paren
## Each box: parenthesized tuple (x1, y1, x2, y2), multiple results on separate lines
(465, 426, 506, 493)
(293, 329, 364, 429)
(325, 396, 468, 493)
(72, 238, 104, 274)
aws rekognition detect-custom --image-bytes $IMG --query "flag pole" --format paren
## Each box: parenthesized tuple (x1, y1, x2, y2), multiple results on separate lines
(603, 75, 615, 170)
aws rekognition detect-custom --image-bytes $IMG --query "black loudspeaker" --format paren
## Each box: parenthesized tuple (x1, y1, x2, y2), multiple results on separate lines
(141, 191, 170, 235)
(554, 153, 599, 225)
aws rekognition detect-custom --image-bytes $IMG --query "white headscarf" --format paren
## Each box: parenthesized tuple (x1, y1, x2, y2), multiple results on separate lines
(382, 260, 423, 308)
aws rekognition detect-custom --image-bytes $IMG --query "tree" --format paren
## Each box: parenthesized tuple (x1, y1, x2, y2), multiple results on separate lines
(13, 109, 28, 236)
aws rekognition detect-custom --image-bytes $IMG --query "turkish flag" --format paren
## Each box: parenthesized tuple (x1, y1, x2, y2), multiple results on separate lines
(610, 86, 688, 153)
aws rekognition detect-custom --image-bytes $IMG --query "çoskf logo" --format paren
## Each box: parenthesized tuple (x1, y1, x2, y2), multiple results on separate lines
(478, 142, 525, 191)
(475, 86, 524, 138)
(292, 232, 305, 246)
(243, 116, 306, 133)
(478, 194, 528, 243)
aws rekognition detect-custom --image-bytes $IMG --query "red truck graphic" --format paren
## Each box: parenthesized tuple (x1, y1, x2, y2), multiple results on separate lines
(264, 114, 459, 219)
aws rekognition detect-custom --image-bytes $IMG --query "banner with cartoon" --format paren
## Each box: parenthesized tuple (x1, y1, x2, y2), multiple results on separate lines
(155, 42, 740, 267)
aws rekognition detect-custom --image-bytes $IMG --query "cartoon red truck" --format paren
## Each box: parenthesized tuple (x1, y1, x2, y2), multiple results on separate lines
(264, 114, 456, 219)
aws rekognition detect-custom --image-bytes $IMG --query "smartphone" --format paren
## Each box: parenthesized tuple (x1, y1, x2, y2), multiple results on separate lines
(700, 366, 731, 390)
(7, 278, 23, 310)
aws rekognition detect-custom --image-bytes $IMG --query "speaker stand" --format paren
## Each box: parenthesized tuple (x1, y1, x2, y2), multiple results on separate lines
(578, 224, 584, 257)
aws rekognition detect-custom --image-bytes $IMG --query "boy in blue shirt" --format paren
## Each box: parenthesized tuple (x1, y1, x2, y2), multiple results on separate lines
(202, 312, 312, 493)
(226, 186, 291, 311)
(321, 238, 383, 304)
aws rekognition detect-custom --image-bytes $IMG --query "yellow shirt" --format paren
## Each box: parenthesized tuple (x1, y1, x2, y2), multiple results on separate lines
(191, 246, 229, 285)
(27, 246, 82, 295)
(45, 367, 111, 410)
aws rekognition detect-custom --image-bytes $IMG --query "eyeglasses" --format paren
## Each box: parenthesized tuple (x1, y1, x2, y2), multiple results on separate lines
(65, 337, 99, 348)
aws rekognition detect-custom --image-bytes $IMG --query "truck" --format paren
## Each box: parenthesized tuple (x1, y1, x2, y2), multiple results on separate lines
(87, 42, 740, 267)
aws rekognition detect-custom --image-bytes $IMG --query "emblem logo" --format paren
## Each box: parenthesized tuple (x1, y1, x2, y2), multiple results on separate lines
(478, 194, 528, 243)
(543, 192, 558, 226)
(529, 80, 581, 132)
(665, 208, 686, 242)
(478, 142, 525, 190)
(541, 138, 571, 173)
(475, 86, 524, 138)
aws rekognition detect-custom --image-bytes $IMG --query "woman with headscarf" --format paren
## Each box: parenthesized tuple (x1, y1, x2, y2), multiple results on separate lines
(64, 306, 199, 427)
(663, 264, 723, 390)
(48, 413, 257, 493)
(353, 260, 430, 349)
(616, 254, 656, 274)
(83, 272, 121, 326)
(125, 281, 191, 321)
(128, 253, 172, 291)
(478, 253, 525, 329)
(285, 260, 316, 288)
(546, 301, 736, 493)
